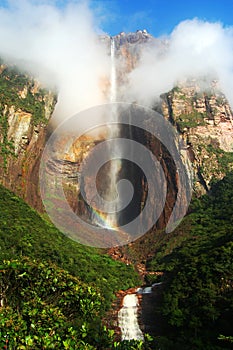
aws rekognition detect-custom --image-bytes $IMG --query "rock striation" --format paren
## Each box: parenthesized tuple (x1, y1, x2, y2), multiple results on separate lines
(161, 80, 233, 194)
(0, 63, 56, 210)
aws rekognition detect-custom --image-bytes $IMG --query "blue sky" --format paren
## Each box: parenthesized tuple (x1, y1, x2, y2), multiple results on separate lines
(0, 0, 232, 37)
(91, 0, 233, 36)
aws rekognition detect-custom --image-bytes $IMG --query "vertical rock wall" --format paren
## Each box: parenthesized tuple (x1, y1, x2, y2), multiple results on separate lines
(0, 63, 56, 211)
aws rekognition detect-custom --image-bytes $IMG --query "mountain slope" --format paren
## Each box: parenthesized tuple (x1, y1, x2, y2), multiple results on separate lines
(145, 173, 233, 349)
(0, 184, 140, 308)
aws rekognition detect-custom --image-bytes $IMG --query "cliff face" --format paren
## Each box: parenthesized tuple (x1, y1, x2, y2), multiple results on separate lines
(106, 33, 233, 196)
(36, 32, 233, 234)
(0, 62, 56, 211)
(0, 32, 233, 234)
(161, 81, 233, 194)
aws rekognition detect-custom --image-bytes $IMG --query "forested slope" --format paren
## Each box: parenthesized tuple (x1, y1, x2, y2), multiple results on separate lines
(0, 184, 142, 349)
(147, 173, 233, 349)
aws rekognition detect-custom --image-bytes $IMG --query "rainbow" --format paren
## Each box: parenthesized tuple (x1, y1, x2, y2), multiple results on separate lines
(91, 207, 119, 231)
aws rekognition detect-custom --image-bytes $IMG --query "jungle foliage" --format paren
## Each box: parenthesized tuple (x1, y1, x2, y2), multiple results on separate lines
(147, 173, 233, 349)
(0, 185, 145, 349)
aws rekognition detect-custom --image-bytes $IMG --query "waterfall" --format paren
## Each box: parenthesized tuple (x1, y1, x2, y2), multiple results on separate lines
(137, 283, 162, 294)
(105, 36, 121, 228)
(110, 37, 117, 103)
(118, 294, 144, 341)
(91, 37, 121, 230)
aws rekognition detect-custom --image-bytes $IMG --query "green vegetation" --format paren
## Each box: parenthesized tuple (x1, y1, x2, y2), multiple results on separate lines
(177, 111, 206, 131)
(206, 144, 233, 173)
(194, 142, 233, 185)
(0, 184, 139, 307)
(171, 86, 182, 94)
(0, 61, 54, 169)
(0, 258, 156, 349)
(146, 173, 233, 349)
(0, 62, 49, 126)
(0, 110, 15, 168)
(0, 258, 103, 349)
(0, 184, 147, 349)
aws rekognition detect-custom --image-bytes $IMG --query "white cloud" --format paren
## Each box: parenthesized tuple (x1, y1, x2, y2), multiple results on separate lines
(122, 19, 233, 108)
(0, 0, 110, 124)
(0, 4, 233, 123)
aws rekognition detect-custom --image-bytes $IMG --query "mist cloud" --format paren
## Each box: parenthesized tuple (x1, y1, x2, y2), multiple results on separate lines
(123, 19, 233, 108)
(0, 0, 110, 124)
(0, 2, 232, 124)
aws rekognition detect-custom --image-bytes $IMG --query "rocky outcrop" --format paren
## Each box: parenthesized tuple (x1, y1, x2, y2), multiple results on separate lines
(100, 30, 154, 49)
(101, 31, 164, 91)
(0, 63, 56, 211)
(161, 80, 233, 194)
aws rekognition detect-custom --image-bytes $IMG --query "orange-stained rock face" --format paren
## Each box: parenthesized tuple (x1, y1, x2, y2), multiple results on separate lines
(63, 135, 97, 163)
(119, 46, 138, 73)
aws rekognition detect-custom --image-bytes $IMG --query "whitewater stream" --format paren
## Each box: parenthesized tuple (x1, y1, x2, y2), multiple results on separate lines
(118, 294, 144, 341)
(118, 283, 162, 341)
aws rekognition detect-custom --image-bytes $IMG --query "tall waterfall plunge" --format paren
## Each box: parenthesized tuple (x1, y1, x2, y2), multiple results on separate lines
(110, 37, 117, 104)
(91, 37, 122, 230)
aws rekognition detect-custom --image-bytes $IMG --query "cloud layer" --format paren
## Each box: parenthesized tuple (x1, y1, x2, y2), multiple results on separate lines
(123, 19, 233, 108)
(0, 0, 110, 124)
(0, 2, 232, 123)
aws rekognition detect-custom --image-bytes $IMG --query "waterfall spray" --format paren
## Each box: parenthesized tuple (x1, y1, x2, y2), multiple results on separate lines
(91, 37, 122, 230)
(103, 36, 122, 228)
(110, 37, 117, 103)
